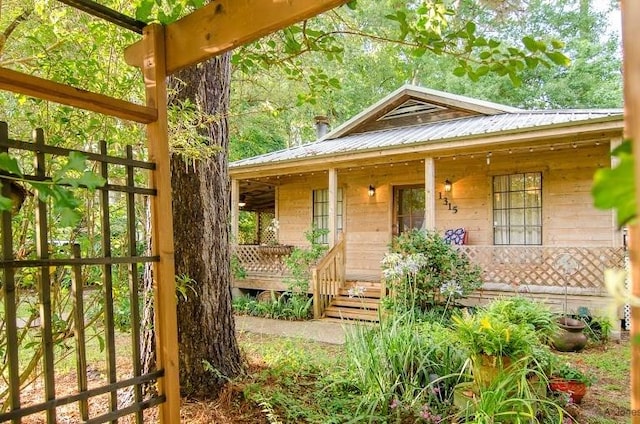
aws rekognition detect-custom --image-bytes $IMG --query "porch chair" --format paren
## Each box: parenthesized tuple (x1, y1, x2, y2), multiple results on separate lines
(443, 228, 467, 245)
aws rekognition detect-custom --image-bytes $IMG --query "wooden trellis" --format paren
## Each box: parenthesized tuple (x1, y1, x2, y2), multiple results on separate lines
(457, 246, 626, 289)
(0, 123, 160, 422)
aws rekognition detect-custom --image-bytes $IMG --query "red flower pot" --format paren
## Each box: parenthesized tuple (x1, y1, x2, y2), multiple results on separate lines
(549, 378, 587, 404)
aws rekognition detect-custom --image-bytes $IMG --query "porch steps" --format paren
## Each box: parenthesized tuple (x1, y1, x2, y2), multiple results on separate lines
(324, 281, 382, 323)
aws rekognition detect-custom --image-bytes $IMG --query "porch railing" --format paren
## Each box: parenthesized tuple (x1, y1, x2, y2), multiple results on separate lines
(234, 244, 294, 274)
(456, 245, 626, 291)
(312, 235, 346, 319)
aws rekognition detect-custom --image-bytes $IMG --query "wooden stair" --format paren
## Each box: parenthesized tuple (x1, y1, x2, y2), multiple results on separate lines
(323, 281, 382, 322)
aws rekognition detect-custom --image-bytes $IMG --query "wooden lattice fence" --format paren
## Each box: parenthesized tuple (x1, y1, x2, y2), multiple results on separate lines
(0, 122, 163, 423)
(457, 245, 626, 289)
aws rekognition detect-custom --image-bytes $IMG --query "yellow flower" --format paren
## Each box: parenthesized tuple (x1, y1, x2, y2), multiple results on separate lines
(480, 317, 492, 330)
(504, 328, 510, 343)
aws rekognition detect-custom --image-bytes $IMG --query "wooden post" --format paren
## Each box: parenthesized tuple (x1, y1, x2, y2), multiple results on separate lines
(424, 157, 436, 230)
(231, 178, 240, 243)
(140, 23, 181, 423)
(621, 2, 640, 421)
(328, 168, 337, 247)
(611, 137, 624, 247)
(312, 268, 321, 319)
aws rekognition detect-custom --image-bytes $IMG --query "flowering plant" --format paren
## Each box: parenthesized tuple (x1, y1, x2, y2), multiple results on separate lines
(381, 230, 482, 312)
(452, 310, 533, 359)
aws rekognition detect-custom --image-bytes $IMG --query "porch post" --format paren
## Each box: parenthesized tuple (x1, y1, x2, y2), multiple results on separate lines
(231, 178, 240, 243)
(621, 2, 640, 420)
(141, 24, 180, 423)
(424, 157, 436, 231)
(610, 137, 623, 247)
(328, 168, 337, 247)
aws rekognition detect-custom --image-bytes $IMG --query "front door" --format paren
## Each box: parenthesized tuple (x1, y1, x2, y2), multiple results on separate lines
(393, 185, 426, 235)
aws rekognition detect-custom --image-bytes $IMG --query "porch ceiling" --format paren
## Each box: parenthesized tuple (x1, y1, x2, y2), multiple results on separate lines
(240, 180, 275, 212)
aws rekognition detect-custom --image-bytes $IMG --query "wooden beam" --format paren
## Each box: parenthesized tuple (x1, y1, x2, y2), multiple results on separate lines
(622, 1, 640, 421)
(424, 157, 436, 231)
(141, 24, 181, 423)
(231, 178, 240, 243)
(328, 168, 337, 247)
(125, 0, 349, 74)
(0, 67, 157, 124)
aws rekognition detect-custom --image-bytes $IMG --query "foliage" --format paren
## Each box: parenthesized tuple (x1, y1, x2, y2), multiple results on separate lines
(592, 139, 635, 227)
(452, 309, 535, 359)
(381, 229, 482, 312)
(344, 312, 469, 421)
(551, 362, 595, 386)
(283, 226, 328, 295)
(232, 293, 313, 321)
(484, 296, 559, 344)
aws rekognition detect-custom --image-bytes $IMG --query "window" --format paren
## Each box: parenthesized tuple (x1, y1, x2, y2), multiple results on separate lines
(394, 185, 425, 235)
(493, 173, 542, 245)
(312, 188, 343, 244)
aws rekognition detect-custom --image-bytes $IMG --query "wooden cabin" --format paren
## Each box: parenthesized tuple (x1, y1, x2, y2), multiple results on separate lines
(229, 84, 625, 322)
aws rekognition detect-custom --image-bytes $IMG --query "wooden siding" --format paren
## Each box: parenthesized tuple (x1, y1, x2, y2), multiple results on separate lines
(275, 142, 618, 281)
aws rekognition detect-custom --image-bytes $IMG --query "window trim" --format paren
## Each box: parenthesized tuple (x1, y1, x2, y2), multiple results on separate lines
(312, 187, 344, 244)
(393, 184, 426, 236)
(492, 172, 543, 246)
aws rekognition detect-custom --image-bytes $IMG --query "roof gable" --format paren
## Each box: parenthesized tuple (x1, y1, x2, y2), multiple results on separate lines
(324, 84, 522, 139)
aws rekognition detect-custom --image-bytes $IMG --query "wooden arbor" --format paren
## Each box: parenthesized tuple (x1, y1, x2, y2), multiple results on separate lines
(0, 1, 348, 423)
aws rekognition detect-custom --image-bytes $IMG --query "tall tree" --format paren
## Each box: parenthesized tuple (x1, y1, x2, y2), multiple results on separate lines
(169, 52, 242, 397)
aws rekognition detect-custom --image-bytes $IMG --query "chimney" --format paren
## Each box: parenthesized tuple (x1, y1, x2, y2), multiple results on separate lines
(314, 115, 330, 140)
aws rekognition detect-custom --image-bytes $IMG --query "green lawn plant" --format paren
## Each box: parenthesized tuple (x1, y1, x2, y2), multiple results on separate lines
(381, 229, 482, 313)
(484, 296, 559, 344)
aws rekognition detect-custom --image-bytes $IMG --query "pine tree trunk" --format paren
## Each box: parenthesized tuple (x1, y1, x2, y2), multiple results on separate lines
(169, 52, 242, 398)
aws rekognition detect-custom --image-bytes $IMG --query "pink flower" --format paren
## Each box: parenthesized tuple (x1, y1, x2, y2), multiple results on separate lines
(390, 399, 399, 410)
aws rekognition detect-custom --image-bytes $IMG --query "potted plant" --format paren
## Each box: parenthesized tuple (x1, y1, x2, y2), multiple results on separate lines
(453, 311, 534, 388)
(549, 363, 594, 404)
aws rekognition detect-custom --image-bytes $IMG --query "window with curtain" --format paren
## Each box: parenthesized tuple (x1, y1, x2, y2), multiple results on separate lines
(493, 172, 542, 245)
(312, 188, 343, 244)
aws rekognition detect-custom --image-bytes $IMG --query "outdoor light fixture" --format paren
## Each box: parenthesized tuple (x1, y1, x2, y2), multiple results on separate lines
(439, 179, 457, 213)
(368, 185, 376, 197)
(238, 194, 246, 208)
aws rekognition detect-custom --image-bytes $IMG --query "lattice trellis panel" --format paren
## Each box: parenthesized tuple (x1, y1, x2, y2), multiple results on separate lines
(457, 246, 626, 289)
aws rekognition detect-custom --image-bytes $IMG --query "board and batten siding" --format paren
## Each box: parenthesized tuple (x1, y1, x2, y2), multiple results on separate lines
(275, 142, 617, 281)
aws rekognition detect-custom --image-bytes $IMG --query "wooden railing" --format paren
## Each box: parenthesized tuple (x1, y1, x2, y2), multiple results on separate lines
(312, 235, 346, 319)
(234, 244, 294, 274)
(456, 245, 626, 290)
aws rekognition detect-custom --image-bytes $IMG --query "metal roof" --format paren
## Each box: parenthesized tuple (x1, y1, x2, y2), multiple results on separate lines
(230, 109, 622, 169)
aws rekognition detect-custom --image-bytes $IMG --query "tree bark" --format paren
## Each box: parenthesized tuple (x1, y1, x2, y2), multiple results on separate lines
(169, 52, 242, 398)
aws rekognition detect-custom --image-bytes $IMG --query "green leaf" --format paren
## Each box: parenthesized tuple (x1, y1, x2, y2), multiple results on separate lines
(508, 72, 522, 87)
(0, 190, 13, 212)
(57, 207, 81, 227)
(592, 141, 636, 227)
(135, 0, 154, 21)
(551, 39, 565, 49)
(476, 65, 490, 76)
(412, 47, 427, 57)
(465, 21, 476, 35)
(545, 51, 571, 67)
(0, 153, 23, 176)
(522, 36, 537, 52)
(346, 0, 357, 10)
(488, 39, 501, 48)
(524, 56, 539, 69)
(479, 51, 491, 60)
(62, 152, 88, 175)
(76, 172, 106, 190)
(452, 67, 466, 77)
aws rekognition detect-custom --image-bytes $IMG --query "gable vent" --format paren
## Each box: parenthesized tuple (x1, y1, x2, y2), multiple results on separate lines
(378, 99, 445, 121)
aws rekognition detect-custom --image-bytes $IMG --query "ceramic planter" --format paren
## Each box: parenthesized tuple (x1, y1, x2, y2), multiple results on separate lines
(549, 378, 588, 404)
(552, 317, 587, 352)
(473, 354, 512, 388)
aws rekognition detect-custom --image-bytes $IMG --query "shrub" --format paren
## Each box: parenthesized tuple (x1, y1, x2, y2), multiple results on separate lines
(484, 296, 559, 344)
(381, 229, 482, 313)
(232, 293, 313, 321)
(283, 226, 328, 295)
(344, 313, 468, 420)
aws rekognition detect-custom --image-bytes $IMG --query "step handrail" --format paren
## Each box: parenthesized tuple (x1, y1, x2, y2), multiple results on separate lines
(312, 233, 346, 319)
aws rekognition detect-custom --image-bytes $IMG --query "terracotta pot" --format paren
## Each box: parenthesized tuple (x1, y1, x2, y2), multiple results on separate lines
(473, 354, 512, 388)
(552, 317, 587, 352)
(549, 378, 588, 404)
